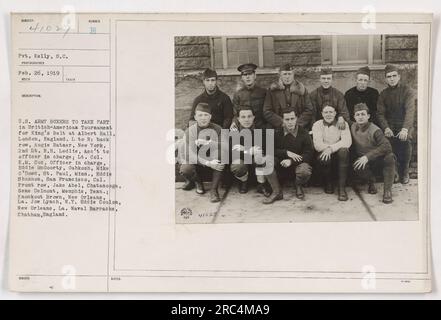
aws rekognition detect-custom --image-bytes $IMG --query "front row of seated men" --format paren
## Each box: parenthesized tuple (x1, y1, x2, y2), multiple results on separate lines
(178, 101, 396, 205)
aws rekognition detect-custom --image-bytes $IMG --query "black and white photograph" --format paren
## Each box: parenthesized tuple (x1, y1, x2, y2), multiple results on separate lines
(175, 34, 419, 224)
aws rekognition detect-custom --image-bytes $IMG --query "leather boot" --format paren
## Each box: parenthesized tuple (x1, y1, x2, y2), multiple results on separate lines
(322, 168, 333, 194)
(295, 183, 305, 200)
(263, 171, 283, 204)
(195, 178, 205, 195)
(182, 179, 195, 191)
(368, 176, 377, 194)
(401, 168, 410, 184)
(257, 182, 271, 197)
(338, 187, 348, 201)
(324, 180, 334, 194)
(382, 155, 395, 204)
(210, 170, 222, 203)
(239, 180, 248, 194)
(338, 165, 348, 201)
(394, 163, 400, 184)
(383, 190, 393, 204)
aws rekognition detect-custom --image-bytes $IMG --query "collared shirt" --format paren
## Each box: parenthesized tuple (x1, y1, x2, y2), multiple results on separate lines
(283, 124, 299, 138)
(311, 119, 352, 153)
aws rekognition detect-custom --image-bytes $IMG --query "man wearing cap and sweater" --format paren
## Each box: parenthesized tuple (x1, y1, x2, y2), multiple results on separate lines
(376, 64, 416, 185)
(189, 68, 234, 129)
(273, 108, 314, 200)
(231, 63, 268, 130)
(310, 67, 350, 129)
(351, 103, 395, 204)
(263, 63, 314, 130)
(344, 66, 380, 125)
(179, 102, 226, 203)
(312, 105, 352, 201)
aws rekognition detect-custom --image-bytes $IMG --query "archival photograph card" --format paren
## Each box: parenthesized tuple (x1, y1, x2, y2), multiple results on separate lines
(8, 13, 432, 292)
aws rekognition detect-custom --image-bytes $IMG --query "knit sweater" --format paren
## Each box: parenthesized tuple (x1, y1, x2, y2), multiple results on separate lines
(350, 122, 392, 161)
(376, 83, 416, 133)
(183, 122, 224, 164)
(190, 88, 234, 129)
(344, 86, 379, 124)
(310, 86, 350, 123)
(312, 119, 352, 153)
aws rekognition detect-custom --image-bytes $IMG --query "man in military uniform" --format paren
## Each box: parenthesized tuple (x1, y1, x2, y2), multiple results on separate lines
(273, 108, 314, 200)
(310, 67, 350, 129)
(351, 103, 396, 204)
(344, 66, 380, 125)
(312, 105, 352, 201)
(263, 63, 314, 130)
(230, 63, 268, 131)
(189, 68, 234, 129)
(179, 102, 226, 203)
(376, 64, 416, 184)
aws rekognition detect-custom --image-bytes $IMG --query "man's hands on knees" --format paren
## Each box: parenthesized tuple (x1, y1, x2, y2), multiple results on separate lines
(353, 156, 369, 170)
(384, 128, 394, 138)
(319, 146, 333, 161)
(287, 151, 302, 162)
(398, 128, 408, 141)
(280, 159, 293, 168)
(207, 159, 224, 171)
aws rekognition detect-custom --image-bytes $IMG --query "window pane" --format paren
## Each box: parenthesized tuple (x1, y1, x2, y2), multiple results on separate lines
(227, 52, 240, 67)
(212, 37, 223, 68)
(226, 37, 259, 68)
(263, 36, 275, 67)
(337, 35, 368, 64)
(321, 35, 332, 64)
(373, 35, 383, 63)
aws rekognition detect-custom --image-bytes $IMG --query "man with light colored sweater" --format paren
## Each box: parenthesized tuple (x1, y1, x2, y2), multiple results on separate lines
(312, 105, 352, 201)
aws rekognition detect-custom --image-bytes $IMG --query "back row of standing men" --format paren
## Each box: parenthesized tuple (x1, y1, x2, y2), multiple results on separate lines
(179, 62, 416, 205)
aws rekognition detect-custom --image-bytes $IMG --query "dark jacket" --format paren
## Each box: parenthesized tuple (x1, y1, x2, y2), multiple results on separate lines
(350, 122, 392, 161)
(263, 79, 314, 130)
(190, 88, 234, 129)
(376, 83, 416, 134)
(310, 86, 350, 123)
(274, 125, 314, 165)
(344, 86, 379, 124)
(229, 124, 267, 162)
(232, 83, 267, 129)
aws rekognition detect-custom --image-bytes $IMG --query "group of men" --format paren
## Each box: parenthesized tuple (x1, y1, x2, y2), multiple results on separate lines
(178, 62, 416, 206)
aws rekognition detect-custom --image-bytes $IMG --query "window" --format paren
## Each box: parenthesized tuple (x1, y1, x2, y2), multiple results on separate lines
(211, 36, 275, 69)
(321, 35, 384, 65)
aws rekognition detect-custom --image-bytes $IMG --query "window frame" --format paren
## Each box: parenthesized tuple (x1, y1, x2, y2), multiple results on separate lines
(325, 34, 385, 66)
(210, 36, 267, 70)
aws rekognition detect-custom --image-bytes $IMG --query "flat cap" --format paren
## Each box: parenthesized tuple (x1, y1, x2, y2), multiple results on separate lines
(353, 103, 370, 114)
(356, 66, 371, 77)
(195, 102, 211, 114)
(384, 64, 399, 75)
(279, 63, 294, 71)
